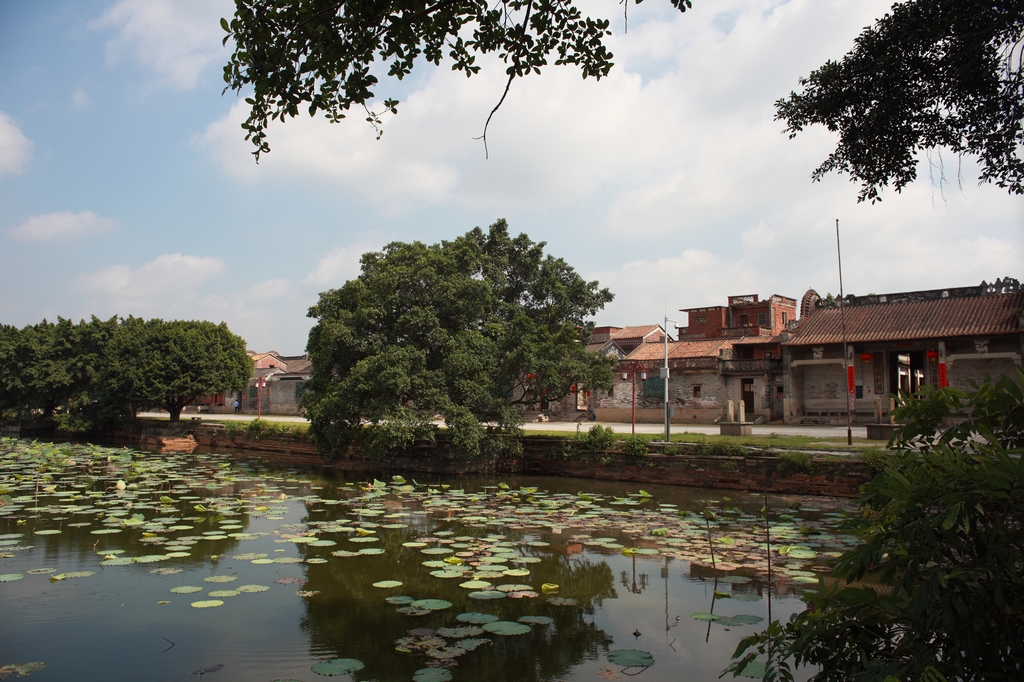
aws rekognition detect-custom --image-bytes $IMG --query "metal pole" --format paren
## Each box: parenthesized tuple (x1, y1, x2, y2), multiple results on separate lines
(663, 317, 677, 443)
(836, 219, 853, 445)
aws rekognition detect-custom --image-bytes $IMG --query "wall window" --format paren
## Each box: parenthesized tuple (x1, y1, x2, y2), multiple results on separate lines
(764, 351, 773, 359)
(782, 312, 788, 325)
(692, 385, 701, 398)
(695, 315, 707, 324)
(740, 314, 748, 326)
(758, 313, 767, 326)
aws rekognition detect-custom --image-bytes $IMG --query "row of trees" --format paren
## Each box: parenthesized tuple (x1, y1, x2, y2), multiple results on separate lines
(0, 317, 252, 428)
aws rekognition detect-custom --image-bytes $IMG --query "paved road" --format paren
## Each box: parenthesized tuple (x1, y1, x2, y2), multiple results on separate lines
(140, 411, 867, 440)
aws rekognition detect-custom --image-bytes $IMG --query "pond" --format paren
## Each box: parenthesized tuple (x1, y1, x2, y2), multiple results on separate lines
(0, 439, 856, 682)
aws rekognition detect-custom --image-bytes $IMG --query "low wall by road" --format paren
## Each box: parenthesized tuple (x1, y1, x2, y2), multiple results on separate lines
(188, 424, 871, 498)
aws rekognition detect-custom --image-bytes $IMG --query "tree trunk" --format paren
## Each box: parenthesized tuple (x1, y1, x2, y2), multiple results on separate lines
(167, 398, 183, 422)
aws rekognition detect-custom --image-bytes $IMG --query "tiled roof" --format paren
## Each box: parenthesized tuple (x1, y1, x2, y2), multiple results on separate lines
(786, 292, 1023, 346)
(624, 341, 675, 361)
(624, 338, 732, 362)
(670, 338, 735, 358)
(733, 335, 784, 345)
(612, 325, 664, 341)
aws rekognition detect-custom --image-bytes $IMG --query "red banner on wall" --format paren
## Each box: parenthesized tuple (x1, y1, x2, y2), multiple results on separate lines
(847, 365, 856, 395)
(938, 362, 948, 387)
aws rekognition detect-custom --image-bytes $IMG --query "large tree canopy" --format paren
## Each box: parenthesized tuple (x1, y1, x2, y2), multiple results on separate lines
(776, 0, 1024, 202)
(302, 220, 614, 458)
(222, 0, 692, 159)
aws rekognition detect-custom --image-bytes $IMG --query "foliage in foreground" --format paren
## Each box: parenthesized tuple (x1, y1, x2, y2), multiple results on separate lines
(776, 0, 1024, 202)
(725, 367, 1024, 681)
(303, 220, 614, 459)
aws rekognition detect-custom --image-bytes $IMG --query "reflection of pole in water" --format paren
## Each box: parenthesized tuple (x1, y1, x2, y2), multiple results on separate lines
(620, 553, 649, 594)
(663, 556, 669, 634)
(706, 575, 719, 643)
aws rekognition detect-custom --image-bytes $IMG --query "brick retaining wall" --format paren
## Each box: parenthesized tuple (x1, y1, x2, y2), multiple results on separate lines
(187, 425, 870, 498)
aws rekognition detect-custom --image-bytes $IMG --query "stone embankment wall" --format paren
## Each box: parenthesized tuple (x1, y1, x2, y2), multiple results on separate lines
(186, 424, 871, 498)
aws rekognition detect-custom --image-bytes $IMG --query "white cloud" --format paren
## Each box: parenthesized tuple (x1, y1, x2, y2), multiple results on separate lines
(71, 86, 89, 109)
(80, 253, 224, 313)
(94, 0, 233, 90)
(9, 211, 114, 243)
(0, 111, 32, 178)
(302, 245, 368, 289)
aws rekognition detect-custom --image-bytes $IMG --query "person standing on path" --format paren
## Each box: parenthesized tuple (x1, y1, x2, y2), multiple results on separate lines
(234, 398, 240, 414)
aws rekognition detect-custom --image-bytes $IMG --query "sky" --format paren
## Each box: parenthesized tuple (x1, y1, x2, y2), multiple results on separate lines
(1, 0, 1021, 353)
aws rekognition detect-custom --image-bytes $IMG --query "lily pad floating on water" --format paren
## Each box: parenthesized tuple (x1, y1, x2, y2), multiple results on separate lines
(208, 590, 239, 598)
(410, 599, 452, 611)
(482, 620, 532, 636)
(0, 573, 24, 582)
(459, 580, 491, 589)
(412, 668, 452, 682)
(236, 585, 269, 593)
(0, 662, 45, 678)
(468, 591, 505, 600)
(719, 614, 764, 626)
(518, 615, 554, 625)
(732, 594, 762, 602)
(311, 658, 365, 676)
(190, 600, 225, 608)
(738, 660, 767, 678)
(372, 580, 403, 589)
(690, 613, 723, 621)
(386, 595, 415, 605)
(607, 649, 655, 668)
(436, 625, 484, 638)
(456, 612, 499, 624)
(170, 586, 204, 594)
(203, 576, 237, 583)
(34, 529, 61, 535)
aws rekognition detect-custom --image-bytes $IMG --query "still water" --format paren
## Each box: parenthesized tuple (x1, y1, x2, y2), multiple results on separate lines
(0, 440, 854, 681)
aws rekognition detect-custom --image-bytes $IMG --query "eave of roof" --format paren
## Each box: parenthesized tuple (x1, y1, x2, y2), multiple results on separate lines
(786, 292, 1023, 346)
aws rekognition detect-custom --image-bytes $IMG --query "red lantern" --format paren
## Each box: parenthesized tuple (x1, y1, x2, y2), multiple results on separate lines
(585, 390, 591, 397)
(860, 352, 873, 362)
(926, 350, 940, 360)
(640, 371, 647, 381)
(571, 384, 577, 393)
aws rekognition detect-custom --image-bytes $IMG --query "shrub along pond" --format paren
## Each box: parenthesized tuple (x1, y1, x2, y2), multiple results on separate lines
(0, 439, 855, 681)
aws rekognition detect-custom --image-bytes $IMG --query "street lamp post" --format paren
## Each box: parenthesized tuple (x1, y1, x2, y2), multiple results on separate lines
(663, 317, 678, 443)
(255, 376, 268, 420)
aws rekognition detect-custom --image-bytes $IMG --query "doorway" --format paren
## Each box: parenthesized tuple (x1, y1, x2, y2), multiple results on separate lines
(888, 350, 925, 397)
(741, 378, 755, 416)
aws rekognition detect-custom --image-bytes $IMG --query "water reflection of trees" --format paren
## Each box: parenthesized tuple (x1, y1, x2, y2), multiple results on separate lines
(297, 552, 617, 681)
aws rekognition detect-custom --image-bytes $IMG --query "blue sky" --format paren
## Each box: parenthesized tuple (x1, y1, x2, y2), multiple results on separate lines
(2, 0, 1021, 353)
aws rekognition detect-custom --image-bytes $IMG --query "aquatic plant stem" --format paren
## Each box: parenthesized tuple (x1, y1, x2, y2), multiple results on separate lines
(764, 489, 772, 656)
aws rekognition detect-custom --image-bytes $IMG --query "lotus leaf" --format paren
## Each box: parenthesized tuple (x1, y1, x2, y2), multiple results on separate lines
(690, 613, 722, 621)
(739, 660, 767, 678)
(497, 584, 533, 592)
(517, 615, 554, 625)
(190, 600, 225, 608)
(436, 625, 484, 638)
(482, 620, 531, 635)
(456, 612, 499, 624)
(503, 568, 530, 577)
(410, 599, 452, 611)
(386, 595, 414, 605)
(412, 668, 452, 682)
(311, 658, 365, 676)
(732, 594, 762, 602)
(204, 576, 237, 583)
(372, 580, 403, 588)
(541, 583, 559, 592)
(468, 591, 505, 600)
(170, 586, 204, 594)
(34, 529, 61, 535)
(0, 574, 24, 582)
(546, 597, 578, 606)
(459, 580, 491, 589)
(430, 570, 465, 579)
(607, 649, 654, 667)
(208, 590, 239, 598)
(26, 567, 56, 575)
(236, 584, 269, 593)
(358, 548, 384, 555)
(395, 606, 432, 616)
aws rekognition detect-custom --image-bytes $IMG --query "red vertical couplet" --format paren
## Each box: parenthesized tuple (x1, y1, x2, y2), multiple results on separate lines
(847, 365, 856, 395)
(938, 362, 948, 388)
